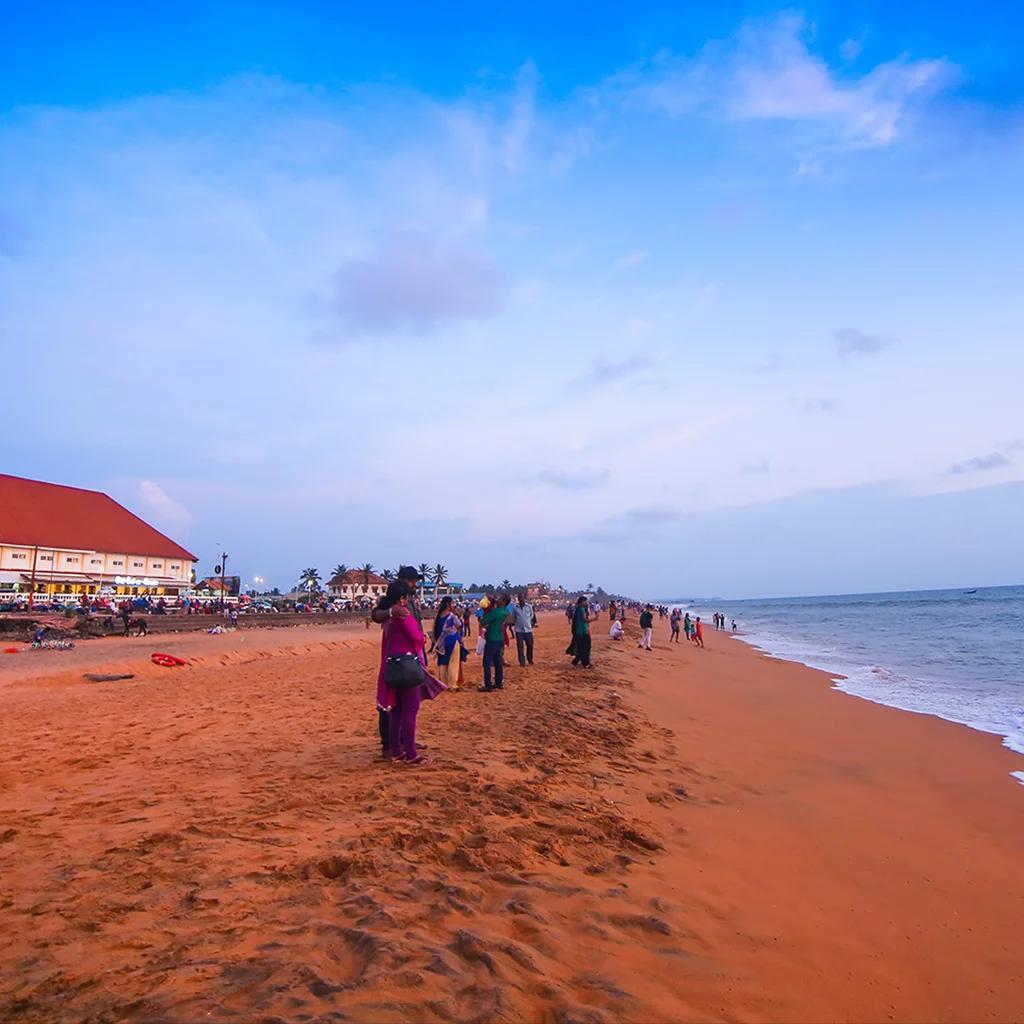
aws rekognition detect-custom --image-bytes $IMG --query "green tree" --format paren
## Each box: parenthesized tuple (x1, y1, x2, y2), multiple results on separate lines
(500, 578, 512, 592)
(298, 567, 322, 598)
(359, 563, 374, 594)
(417, 562, 430, 596)
(433, 563, 448, 594)
(331, 563, 349, 583)
(381, 568, 396, 582)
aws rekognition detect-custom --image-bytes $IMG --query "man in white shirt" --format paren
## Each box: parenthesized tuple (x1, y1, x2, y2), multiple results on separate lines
(512, 592, 535, 666)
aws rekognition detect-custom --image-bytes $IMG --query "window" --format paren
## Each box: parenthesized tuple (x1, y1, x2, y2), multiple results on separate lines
(112, 560, 123, 566)
(41, 555, 53, 562)
(66, 556, 79, 563)
(132, 561, 143, 568)
(170, 564, 179, 570)
(10, 553, 27, 560)
(90, 559, 102, 565)
(152, 563, 162, 569)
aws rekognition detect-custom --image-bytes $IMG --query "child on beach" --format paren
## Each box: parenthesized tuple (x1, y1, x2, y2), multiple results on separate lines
(692, 616, 705, 648)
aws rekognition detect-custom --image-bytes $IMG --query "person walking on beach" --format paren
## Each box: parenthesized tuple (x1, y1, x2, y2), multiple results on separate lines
(638, 605, 654, 651)
(693, 616, 705, 648)
(480, 594, 514, 691)
(512, 592, 535, 667)
(376, 582, 446, 764)
(432, 596, 464, 691)
(568, 595, 593, 668)
(670, 607, 681, 643)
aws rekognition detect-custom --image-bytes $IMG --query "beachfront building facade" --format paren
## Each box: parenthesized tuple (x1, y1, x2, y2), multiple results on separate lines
(0, 474, 198, 605)
(327, 569, 389, 604)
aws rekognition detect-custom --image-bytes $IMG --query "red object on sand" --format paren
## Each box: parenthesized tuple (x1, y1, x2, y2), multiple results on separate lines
(151, 652, 187, 667)
(4, 647, 17, 654)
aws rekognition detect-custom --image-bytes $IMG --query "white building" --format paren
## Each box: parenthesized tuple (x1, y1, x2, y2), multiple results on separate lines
(0, 474, 197, 605)
(327, 569, 389, 604)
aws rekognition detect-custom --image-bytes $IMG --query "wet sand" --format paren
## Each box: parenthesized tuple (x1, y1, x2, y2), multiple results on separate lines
(1, 615, 1021, 1022)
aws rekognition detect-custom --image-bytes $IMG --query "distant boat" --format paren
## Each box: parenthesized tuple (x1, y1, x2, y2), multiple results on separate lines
(963, 589, 978, 595)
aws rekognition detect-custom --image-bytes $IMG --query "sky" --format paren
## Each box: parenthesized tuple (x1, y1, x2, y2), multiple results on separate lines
(2, 1, 1023, 599)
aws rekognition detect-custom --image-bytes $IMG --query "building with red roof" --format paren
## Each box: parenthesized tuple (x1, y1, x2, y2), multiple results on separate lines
(0, 474, 198, 605)
(327, 568, 389, 605)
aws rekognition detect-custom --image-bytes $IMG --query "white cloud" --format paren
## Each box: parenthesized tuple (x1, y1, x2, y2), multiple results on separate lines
(138, 481, 192, 533)
(840, 37, 864, 62)
(834, 327, 895, 358)
(614, 12, 955, 149)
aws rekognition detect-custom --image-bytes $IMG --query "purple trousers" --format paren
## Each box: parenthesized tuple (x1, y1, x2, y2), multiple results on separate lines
(388, 685, 422, 760)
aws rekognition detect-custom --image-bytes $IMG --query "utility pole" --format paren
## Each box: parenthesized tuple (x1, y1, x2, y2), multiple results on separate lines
(218, 551, 229, 612)
(27, 545, 39, 610)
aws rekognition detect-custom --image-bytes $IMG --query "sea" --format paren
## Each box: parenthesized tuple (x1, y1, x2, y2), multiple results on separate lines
(662, 585, 1024, 784)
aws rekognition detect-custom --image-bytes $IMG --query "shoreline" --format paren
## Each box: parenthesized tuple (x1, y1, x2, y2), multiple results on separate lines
(728, 627, 1024, 780)
(2, 614, 1022, 1021)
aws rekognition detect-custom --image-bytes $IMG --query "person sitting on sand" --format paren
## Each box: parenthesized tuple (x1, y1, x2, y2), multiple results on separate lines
(376, 582, 446, 764)
(609, 618, 624, 641)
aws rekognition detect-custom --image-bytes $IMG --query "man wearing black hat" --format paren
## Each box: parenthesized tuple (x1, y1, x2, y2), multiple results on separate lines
(370, 567, 424, 757)
(371, 566, 424, 628)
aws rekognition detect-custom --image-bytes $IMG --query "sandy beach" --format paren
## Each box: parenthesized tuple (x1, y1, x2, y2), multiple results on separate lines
(2, 614, 1022, 1023)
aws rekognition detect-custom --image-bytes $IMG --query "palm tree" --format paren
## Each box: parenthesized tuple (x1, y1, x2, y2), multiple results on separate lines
(298, 567, 321, 599)
(359, 562, 373, 595)
(500, 578, 512, 592)
(433, 563, 448, 596)
(331, 563, 349, 583)
(381, 568, 395, 582)
(418, 562, 430, 597)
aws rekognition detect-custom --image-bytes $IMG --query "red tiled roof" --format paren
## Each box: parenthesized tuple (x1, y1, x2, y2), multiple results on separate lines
(329, 569, 388, 586)
(0, 474, 197, 562)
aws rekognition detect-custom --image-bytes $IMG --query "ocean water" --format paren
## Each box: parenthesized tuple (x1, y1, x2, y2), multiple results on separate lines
(667, 586, 1024, 783)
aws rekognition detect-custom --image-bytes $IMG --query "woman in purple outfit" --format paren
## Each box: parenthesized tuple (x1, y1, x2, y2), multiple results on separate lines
(377, 583, 445, 764)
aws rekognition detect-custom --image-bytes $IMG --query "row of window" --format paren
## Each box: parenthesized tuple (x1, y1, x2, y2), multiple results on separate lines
(3, 552, 182, 570)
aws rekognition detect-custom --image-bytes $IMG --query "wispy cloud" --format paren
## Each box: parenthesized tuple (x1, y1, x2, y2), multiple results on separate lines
(137, 480, 192, 533)
(536, 467, 609, 491)
(571, 355, 654, 390)
(332, 229, 502, 335)
(801, 397, 839, 414)
(740, 458, 771, 475)
(948, 452, 1010, 475)
(834, 327, 895, 359)
(612, 12, 955, 149)
(615, 249, 649, 268)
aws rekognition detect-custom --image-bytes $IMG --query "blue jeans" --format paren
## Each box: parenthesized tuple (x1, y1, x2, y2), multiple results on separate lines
(483, 638, 504, 689)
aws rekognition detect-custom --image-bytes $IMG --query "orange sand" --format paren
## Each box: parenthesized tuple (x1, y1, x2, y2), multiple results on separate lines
(1, 615, 1021, 1022)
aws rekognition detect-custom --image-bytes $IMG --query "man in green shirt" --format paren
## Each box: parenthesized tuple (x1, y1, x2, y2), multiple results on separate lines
(480, 594, 514, 692)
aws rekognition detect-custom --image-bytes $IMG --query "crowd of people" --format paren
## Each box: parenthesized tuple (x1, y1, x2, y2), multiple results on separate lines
(368, 570, 740, 766)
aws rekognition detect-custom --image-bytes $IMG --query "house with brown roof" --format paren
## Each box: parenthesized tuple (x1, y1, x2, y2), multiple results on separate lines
(0, 474, 198, 605)
(327, 568, 388, 605)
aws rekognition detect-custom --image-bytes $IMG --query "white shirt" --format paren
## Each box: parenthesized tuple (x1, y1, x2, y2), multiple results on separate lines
(511, 602, 534, 632)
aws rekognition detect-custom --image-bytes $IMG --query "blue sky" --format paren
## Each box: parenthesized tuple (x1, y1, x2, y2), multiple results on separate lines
(2, 2, 1022, 597)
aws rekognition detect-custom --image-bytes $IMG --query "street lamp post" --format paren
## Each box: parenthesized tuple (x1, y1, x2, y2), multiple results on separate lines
(217, 551, 229, 612)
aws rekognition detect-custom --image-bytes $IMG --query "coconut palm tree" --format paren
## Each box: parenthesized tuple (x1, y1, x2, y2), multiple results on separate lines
(433, 563, 448, 596)
(500, 578, 512, 592)
(358, 562, 374, 594)
(331, 563, 349, 583)
(298, 567, 321, 599)
(417, 562, 430, 597)
(381, 568, 395, 582)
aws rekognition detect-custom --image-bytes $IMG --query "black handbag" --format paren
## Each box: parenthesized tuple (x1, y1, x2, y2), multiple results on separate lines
(384, 653, 425, 690)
